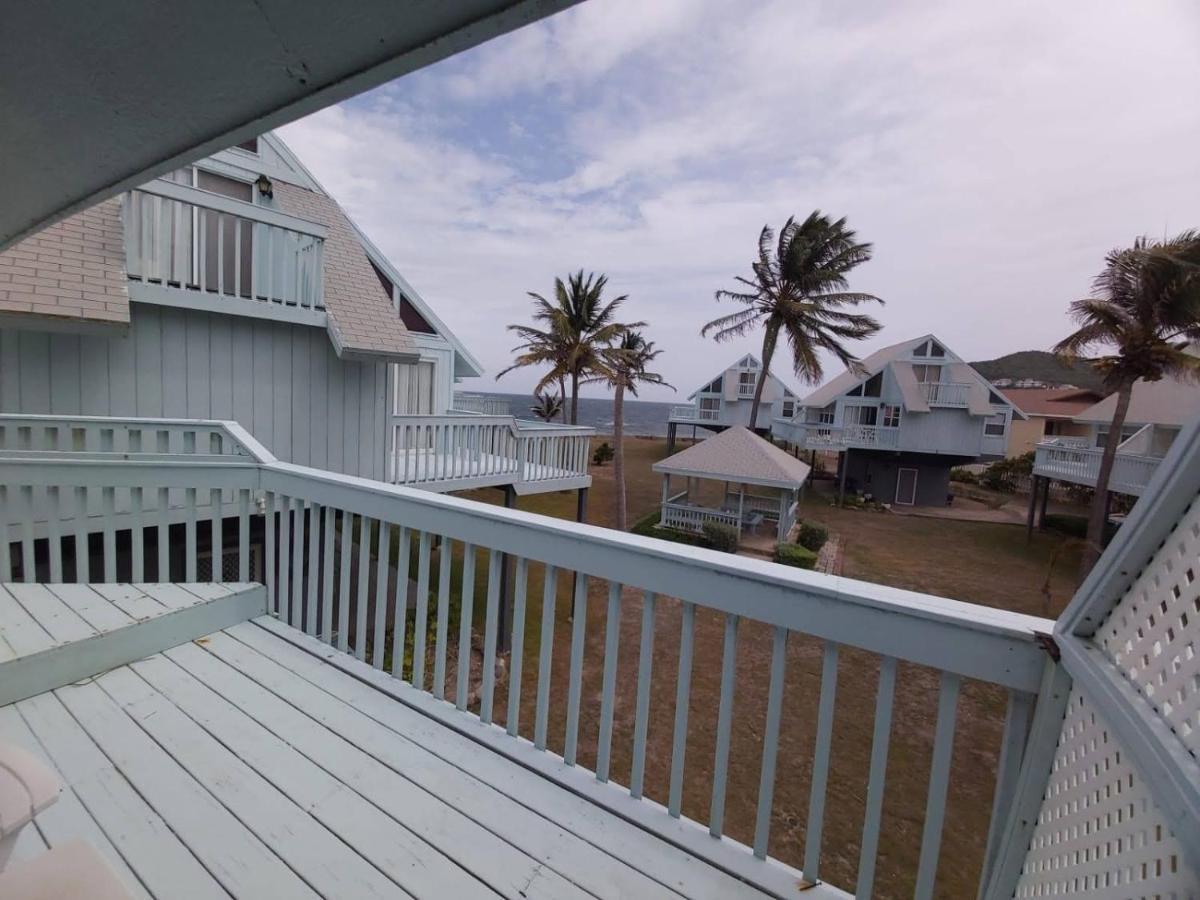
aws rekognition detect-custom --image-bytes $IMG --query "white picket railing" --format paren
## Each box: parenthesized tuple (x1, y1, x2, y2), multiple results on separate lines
(670, 404, 720, 422)
(389, 414, 592, 489)
(919, 381, 970, 407)
(1033, 440, 1162, 496)
(659, 501, 741, 533)
(0, 414, 1057, 897)
(790, 423, 900, 450)
(452, 393, 512, 416)
(124, 179, 326, 311)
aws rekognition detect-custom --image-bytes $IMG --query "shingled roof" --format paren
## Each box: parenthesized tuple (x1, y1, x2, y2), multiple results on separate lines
(0, 198, 129, 330)
(653, 426, 812, 489)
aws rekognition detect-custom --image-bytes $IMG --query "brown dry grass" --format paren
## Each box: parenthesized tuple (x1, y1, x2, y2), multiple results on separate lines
(452, 437, 1082, 898)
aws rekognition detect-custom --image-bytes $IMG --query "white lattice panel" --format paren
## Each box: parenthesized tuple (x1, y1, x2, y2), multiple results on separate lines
(1014, 687, 1197, 898)
(1094, 490, 1200, 757)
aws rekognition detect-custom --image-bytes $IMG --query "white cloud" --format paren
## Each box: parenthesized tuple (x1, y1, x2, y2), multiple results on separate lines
(280, 0, 1200, 401)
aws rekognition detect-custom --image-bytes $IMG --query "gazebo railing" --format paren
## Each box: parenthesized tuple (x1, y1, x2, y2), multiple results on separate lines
(660, 501, 741, 533)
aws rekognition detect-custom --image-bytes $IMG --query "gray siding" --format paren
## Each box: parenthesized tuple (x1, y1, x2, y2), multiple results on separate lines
(843, 451, 957, 507)
(0, 305, 389, 480)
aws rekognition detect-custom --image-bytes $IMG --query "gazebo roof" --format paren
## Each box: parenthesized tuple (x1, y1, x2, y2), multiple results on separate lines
(653, 426, 811, 489)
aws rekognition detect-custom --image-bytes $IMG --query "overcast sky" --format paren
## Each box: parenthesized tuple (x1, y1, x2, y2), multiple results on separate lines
(280, 0, 1200, 401)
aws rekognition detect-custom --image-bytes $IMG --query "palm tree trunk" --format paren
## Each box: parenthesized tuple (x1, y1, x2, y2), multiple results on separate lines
(750, 325, 780, 432)
(570, 371, 580, 425)
(559, 377, 568, 424)
(614, 383, 627, 530)
(1081, 382, 1133, 576)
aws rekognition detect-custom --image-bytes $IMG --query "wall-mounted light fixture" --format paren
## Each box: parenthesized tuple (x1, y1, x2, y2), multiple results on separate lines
(255, 174, 273, 198)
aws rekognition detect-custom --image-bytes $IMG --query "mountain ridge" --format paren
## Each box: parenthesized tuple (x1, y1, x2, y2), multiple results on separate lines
(968, 350, 1104, 391)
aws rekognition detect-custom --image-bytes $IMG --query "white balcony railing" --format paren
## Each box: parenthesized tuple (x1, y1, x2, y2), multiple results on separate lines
(670, 404, 720, 422)
(0, 413, 1056, 897)
(919, 381, 970, 407)
(791, 423, 900, 450)
(123, 179, 327, 312)
(1033, 439, 1163, 496)
(452, 393, 511, 416)
(389, 414, 592, 489)
(737, 381, 757, 398)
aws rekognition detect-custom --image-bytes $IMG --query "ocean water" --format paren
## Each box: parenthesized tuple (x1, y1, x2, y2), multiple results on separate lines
(480, 392, 677, 437)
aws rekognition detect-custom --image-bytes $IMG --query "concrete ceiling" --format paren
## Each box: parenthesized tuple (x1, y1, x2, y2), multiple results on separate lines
(0, 0, 579, 250)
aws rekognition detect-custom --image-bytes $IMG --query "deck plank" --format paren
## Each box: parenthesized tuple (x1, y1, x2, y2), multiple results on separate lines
(223, 624, 762, 900)
(0, 585, 56, 656)
(0, 705, 151, 899)
(15, 691, 227, 900)
(133, 652, 490, 899)
(166, 639, 590, 900)
(45, 583, 135, 632)
(6, 583, 97, 644)
(134, 583, 213, 610)
(53, 678, 319, 899)
(94, 665, 403, 900)
(88, 584, 169, 621)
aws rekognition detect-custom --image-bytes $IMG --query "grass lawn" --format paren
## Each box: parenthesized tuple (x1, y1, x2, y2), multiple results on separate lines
(429, 436, 1085, 898)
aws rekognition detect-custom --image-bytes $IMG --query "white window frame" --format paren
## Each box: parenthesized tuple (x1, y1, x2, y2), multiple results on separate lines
(984, 413, 1007, 436)
(882, 404, 902, 428)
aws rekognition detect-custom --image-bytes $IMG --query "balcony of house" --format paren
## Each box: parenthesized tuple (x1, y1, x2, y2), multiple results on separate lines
(778, 421, 901, 451)
(669, 402, 722, 423)
(0, 413, 1063, 899)
(1032, 433, 1163, 497)
(918, 381, 971, 407)
(388, 414, 593, 495)
(122, 179, 327, 325)
(451, 393, 512, 416)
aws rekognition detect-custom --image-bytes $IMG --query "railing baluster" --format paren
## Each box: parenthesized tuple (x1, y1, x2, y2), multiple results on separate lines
(234, 218, 242, 298)
(238, 488, 250, 583)
(630, 590, 657, 799)
(277, 493, 290, 621)
(216, 212, 225, 295)
(667, 600, 695, 816)
(980, 688, 1033, 893)
(456, 544, 476, 710)
(184, 487, 198, 582)
(354, 514, 370, 661)
(595, 582, 622, 782)
(0, 485, 12, 582)
(210, 487, 223, 583)
(306, 502, 320, 635)
(198, 209, 207, 293)
(19, 486, 35, 582)
(506, 556, 529, 736)
(479, 549, 503, 724)
(753, 625, 788, 858)
(433, 536, 451, 695)
(337, 510, 351, 652)
(321, 506, 334, 642)
(534, 564, 558, 750)
(391, 526, 410, 679)
(412, 530, 432, 689)
(563, 572, 590, 766)
(914, 671, 961, 900)
(803, 640, 840, 884)
(709, 612, 740, 836)
(373, 521, 391, 669)
(47, 486, 63, 583)
(856, 655, 897, 898)
(264, 493, 276, 609)
(291, 498, 306, 629)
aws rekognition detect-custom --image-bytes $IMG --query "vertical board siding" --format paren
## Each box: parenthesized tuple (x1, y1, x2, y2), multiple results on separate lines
(0, 305, 386, 479)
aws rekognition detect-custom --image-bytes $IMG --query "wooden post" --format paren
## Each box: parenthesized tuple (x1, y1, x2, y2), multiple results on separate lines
(738, 484, 746, 537)
(498, 485, 516, 652)
(576, 486, 589, 523)
(660, 474, 670, 510)
(1026, 476, 1038, 541)
(838, 450, 849, 505)
(777, 491, 788, 543)
(667, 422, 676, 454)
(1037, 475, 1050, 529)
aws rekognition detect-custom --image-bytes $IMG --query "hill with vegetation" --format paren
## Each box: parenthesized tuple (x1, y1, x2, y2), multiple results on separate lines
(968, 350, 1104, 391)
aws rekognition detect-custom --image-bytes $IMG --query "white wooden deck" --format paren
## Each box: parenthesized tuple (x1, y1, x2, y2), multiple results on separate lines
(0, 592, 771, 899)
(388, 449, 590, 495)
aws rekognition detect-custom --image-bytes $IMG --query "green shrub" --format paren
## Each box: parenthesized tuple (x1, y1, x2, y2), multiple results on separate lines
(774, 543, 818, 569)
(979, 452, 1034, 493)
(631, 510, 711, 548)
(795, 521, 828, 552)
(950, 467, 979, 485)
(701, 521, 739, 553)
(591, 442, 615, 466)
(1043, 513, 1120, 544)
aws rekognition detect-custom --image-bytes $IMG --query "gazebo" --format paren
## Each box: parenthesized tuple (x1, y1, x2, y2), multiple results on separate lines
(652, 426, 811, 543)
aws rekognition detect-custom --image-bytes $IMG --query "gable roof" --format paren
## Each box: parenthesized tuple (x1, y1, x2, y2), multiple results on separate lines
(0, 197, 129, 332)
(1004, 387, 1105, 418)
(799, 335, 929, 408)
(652, 426, 811, 489)
(1075, 375, 1200, 428)
(687, 354, 799, 400)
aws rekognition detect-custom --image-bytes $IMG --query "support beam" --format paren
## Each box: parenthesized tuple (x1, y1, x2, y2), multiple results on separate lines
(576, 486, 589, 524)
(497, 485, 516, 652)
(666, 422, 677, 454)
(838, 450, 850, 505)
(1026, 476, 1039, 541)
(1037, 475, 1050, 529)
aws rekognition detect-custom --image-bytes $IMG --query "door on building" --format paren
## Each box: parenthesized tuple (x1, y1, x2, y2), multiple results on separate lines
(895, 467, 918, 506)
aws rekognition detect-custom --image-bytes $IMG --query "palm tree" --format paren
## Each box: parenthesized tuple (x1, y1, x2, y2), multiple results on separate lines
(1054, 230, 1200, 574)
(530, 391, 564, 423)
(499, 272, 641, 424)
(702, 212, 883, 428)
(595, 331, 672, 529)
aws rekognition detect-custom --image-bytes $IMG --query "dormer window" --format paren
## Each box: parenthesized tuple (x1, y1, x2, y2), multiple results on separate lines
(913, 341, 928, 357)
(929, 341, 945, 358)
(235, 137, 259, 154)
(913, 364, 941, 383)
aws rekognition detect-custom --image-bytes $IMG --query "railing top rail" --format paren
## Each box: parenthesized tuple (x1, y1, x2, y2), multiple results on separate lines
(133, 179, 328, 239)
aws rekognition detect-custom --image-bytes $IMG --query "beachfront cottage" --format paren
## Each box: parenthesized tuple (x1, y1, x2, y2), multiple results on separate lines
(771, 334, 1023, 506)
(0, 7, 1196, 898)
(665, 354, 799, 450)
